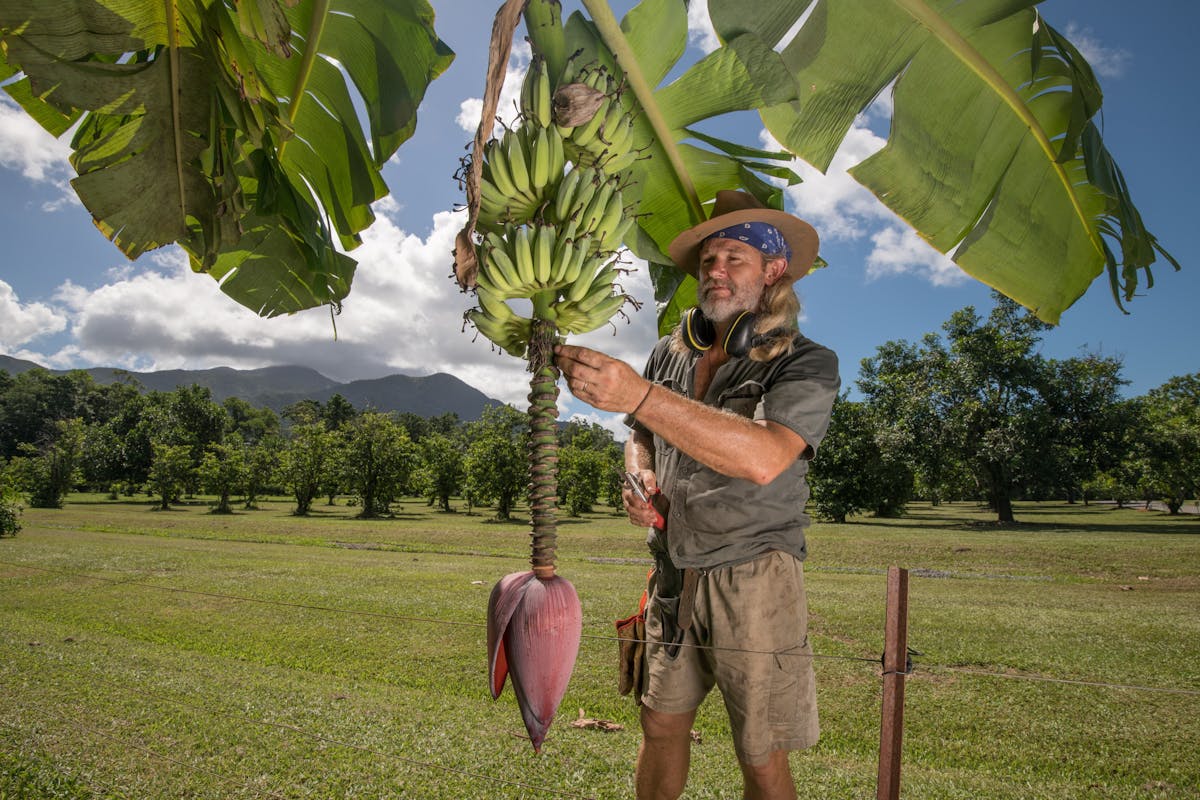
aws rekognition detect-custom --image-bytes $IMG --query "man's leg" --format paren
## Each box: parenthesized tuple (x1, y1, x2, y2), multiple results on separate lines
(739, 749, 797, 800)
(636, 705, 697, 800)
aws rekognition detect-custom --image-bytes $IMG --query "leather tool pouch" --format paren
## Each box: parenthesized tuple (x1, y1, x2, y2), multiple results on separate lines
(615, 570, 651, 699)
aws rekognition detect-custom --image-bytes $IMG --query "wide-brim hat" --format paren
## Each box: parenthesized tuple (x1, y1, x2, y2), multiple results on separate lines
(667, 190, 819, 282)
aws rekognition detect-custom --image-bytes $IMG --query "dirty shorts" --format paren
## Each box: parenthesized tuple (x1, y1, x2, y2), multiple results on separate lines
(642, 550, 819, 766)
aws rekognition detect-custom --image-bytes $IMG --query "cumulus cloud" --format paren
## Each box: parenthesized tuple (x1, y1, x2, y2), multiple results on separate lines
(457, 40, 531, 136)
(35, 197, 661, 418)
(0, 279, 68, 349)
(0, 97, 77, 209)
(1063, 22, 1129, 78)
(687, 0, 721, 55)
(866, 226, 967, 287)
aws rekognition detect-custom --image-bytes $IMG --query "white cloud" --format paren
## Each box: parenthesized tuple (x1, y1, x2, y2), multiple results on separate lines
(33, 200, 663, 413)
(0, 97, 78, 209)
(0, 279, 68, 349)
(769, 118, 891, 241)
(687, 0, 721, 55)
(457, 40, 531, 136)
(0, 99, 72, 183)
(866, 226, 967, 287)
(1063, 22, 1129, 78)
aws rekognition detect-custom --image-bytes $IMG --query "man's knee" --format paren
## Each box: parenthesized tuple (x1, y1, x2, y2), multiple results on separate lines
(738, 749, 796, 800)
(640, 706, 695, 742)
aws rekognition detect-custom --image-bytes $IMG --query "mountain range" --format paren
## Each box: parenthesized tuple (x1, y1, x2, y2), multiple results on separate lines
(0, 354, 504, 420)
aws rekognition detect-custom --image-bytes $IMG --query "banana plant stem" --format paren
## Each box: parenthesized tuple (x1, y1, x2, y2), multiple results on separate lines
(581, 0, 706, 225)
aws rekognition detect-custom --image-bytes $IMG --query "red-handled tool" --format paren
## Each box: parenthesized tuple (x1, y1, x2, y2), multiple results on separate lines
(623, 471, 668, 530)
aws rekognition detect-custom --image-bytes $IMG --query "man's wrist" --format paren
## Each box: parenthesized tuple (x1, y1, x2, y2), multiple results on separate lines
(630, 381, 654, 416)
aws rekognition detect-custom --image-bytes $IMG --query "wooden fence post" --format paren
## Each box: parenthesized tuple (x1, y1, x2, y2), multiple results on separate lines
(877, 566, 909, 800)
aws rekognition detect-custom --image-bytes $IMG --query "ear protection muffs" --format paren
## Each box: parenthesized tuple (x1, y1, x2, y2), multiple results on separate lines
(681, 308, 757, 357)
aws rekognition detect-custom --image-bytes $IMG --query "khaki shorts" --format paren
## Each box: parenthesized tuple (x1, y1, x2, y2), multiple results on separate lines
(642, 551, 819, 765)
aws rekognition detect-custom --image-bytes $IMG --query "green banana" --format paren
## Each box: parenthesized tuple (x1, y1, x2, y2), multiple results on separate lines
(570, 95, 609, 148)
(531, 125, 551, 191)
(506, 128, 533, 198)
(534, 222, 554, 284)
(553, 166, 582, 223)
(513, 224, 536, 286)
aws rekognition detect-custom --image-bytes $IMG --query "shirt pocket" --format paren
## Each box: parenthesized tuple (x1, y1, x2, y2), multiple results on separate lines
(717, 379, 766, 420)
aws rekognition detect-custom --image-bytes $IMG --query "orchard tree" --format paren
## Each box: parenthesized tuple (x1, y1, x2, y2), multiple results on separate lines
(858, 335, 958, 505)
(148, 443, 193, 511)
(1040, 354, 1128, 503)
(1134, 375, 1200, 514)
(416, 432, 464, 512)
(341, 412, 416, 518)
(13, 418, 86, 509)
(242, 438, 282, 509)
(199, 442, 248, 514)
(938, 295, 1058, 522)
(0, 465, 22, 537)
(279, 424, 335, 516)
(463, 405, 527, 521)
(808, 396, 910, 523)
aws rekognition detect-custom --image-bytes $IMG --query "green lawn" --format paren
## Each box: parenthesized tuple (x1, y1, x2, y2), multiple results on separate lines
(1, 497, 1197, 798)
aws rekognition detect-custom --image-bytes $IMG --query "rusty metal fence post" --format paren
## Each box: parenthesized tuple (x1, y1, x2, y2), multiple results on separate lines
(877, 566, 909, 800)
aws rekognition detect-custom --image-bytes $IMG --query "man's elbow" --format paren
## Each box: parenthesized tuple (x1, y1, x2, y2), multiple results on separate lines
(744, 458, 791, 486)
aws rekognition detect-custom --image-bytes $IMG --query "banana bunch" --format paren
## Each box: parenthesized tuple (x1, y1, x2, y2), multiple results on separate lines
(469, 219, 629, 353)
(557, 66, 638, 176)
(468, 36, 645, 357)
(477, 121, 566, 232)
(474, 223, 610, 297)
(551, 167, 636, 253)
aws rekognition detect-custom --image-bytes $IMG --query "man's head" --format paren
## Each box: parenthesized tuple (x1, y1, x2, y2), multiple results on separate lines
(668, 192, 818, 360)
(667, 191, 819, 286)
(697, 236, 788, 324)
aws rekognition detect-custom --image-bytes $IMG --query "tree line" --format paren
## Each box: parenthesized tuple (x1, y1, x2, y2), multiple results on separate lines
(2, 294, 1197, 536)
(809, 294, 1200, 523)
(0, 372, 624, 536)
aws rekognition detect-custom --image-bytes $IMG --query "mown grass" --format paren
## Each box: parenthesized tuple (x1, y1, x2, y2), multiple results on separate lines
(1, 496, 1197, 798)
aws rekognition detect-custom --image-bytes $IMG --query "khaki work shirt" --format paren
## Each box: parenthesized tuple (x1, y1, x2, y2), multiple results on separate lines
(628, 332, 840, 570)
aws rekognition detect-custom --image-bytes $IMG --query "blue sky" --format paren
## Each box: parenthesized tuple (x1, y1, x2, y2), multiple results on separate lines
(1, 1, 1196, 436)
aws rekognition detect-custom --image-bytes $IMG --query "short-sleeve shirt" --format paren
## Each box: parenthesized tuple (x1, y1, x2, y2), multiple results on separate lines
(628, 333, 840, 570)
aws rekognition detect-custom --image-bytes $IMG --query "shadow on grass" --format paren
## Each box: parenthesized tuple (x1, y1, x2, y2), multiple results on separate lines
(857, 516, 1200, 536)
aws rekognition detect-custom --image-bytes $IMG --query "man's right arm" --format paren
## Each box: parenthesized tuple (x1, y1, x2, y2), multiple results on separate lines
(623, 427, 659, 527)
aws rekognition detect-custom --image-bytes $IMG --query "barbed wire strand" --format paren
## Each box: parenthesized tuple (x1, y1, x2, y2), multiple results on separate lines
(919, 665, 1200, 696)
(5, 559, 1198, 697)
(0, 559, 877, 666)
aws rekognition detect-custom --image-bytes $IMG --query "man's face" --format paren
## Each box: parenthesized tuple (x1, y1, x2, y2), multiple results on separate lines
(697, 237, 784, 323)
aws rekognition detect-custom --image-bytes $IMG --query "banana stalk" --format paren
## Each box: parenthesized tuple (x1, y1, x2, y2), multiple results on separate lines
(464, 0, 640, 754)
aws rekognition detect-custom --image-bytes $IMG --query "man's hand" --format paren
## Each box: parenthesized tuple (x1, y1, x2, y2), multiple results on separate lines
(554, 344, 650, 413)
(623, 469, 664, 529)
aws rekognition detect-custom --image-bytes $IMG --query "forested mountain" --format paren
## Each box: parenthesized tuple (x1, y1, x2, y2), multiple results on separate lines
(0, 355, 501, 420)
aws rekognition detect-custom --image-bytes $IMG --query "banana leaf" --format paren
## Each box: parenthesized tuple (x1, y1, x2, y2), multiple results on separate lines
(704, 0, 1176, 323)
(0, 0, 452, 317)
(570, 0, 802, 335)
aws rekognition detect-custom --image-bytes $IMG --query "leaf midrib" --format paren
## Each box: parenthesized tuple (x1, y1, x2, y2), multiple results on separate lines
(892, 0, 1103, 260)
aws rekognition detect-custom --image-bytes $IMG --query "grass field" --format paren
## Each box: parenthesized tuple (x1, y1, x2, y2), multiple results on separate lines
(1, 496, 1198, 799)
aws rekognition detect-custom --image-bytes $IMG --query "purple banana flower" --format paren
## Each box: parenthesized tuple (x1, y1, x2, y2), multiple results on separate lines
(487, 569, 582, 752)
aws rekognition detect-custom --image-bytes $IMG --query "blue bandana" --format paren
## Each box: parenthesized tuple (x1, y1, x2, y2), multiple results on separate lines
(705, 222, 791, 261)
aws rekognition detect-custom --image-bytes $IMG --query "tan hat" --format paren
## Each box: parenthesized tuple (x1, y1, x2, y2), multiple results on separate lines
(667, 190, 819, 282)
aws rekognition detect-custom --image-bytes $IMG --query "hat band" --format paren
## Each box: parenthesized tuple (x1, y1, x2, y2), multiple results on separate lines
(704, 222, 791, 262)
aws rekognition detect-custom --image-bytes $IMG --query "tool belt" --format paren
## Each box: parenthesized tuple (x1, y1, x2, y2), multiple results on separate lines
(615, 555, 701, 699)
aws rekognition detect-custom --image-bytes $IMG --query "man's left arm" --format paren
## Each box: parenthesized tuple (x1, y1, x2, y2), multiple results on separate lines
(556, 344, 812, 484)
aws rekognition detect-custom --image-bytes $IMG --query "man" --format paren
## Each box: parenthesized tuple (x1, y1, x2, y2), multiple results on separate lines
(555, 191, 840, 800)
